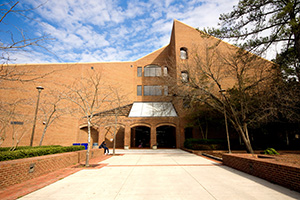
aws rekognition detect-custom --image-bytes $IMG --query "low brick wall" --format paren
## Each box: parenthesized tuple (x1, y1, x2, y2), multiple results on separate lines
(223, 154, 300, 192)
(0, 149, 104, 188)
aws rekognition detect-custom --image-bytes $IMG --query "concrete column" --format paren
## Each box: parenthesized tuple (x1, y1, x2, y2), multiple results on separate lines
(124, 125, 131, 149)
(150, 125, 157, 149)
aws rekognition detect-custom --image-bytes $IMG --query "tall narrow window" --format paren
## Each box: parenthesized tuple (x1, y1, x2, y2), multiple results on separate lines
(163, 66, 168, 76)
(164, 86, 168, 96)
(137, 67, 142, 77)
(144, 65, 162, 77)
(181, 71, 189, 83)
(137, 85, 142, 96)
(180, 47, 188, 59)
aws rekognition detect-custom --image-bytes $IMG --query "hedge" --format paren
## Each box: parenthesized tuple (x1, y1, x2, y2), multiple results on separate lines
(0, 145, 61, 152)
(0, 146, 85, 161)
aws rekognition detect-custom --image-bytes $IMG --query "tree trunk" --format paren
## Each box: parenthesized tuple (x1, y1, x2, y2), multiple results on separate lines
(227, 103, 254, 154)
(113, 114, 118, 155)
(85, 118, 91, 167)
(39, 105, 56, 146)
(240, 130, 254, 154)
(232, 120, 254, 154)
(39, 125, 48, 146)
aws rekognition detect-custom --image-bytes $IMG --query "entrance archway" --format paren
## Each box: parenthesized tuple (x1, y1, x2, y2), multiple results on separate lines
(156, 125, 176, 148)
(131, 126, 150, 148)
(79, 127, 99, 145)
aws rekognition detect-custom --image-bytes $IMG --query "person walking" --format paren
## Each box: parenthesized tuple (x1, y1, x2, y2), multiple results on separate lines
(99, 141, 109, 155)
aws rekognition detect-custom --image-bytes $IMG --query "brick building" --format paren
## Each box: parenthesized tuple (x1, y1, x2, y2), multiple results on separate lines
(1, 20, 274, 149)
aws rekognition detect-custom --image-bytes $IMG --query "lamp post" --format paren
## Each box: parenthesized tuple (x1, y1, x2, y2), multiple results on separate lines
(219, 89, 231, 153)
(30, 86, 44, 146)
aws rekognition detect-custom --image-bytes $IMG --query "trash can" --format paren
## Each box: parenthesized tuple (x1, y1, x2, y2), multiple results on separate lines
(93, 143, 98, 149)
(80, 143, 88, 150)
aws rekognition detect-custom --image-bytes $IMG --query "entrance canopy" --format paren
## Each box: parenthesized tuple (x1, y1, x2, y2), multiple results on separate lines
(128, 102, 178, 117)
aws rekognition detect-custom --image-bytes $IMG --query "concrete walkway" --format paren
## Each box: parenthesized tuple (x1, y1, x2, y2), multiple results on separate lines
(20, 149, 300, 200)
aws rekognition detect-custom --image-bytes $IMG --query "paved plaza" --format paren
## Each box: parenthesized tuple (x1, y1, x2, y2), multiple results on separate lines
(19, 149, 300, 200)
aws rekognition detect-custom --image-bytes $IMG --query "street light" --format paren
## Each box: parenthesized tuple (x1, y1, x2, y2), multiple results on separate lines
(30, 86, 44, 146)
(219, 89, 231, 153)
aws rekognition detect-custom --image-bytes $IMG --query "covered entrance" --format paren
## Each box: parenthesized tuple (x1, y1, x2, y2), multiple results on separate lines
(156, 125, 176, 148)
(131, 126, 150, 148)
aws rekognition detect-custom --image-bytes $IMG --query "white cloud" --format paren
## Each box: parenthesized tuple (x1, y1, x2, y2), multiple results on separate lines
(11, 0, 242, 64)
(10, 50, 58, 64)
(167, 0, 239, 29)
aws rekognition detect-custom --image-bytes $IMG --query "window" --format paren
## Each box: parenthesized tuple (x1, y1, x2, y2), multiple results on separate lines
(180, 47, 188, 59)
(163, 66, 168, 76)
(144, 86, 162, 96)
(137, 85, 142, 96)
(164, 86, 168, 96)
(144, 65, 161, 77)
(181, 71, 189, 83)
(137, 67, 142, 77)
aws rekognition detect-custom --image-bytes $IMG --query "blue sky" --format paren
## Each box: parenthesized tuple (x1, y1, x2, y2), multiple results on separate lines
(1, 0, 239, 64)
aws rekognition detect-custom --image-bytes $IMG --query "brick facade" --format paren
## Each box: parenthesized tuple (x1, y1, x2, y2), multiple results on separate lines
(0, 149, 104, 188)
(223, 154, 300, 192)
(0, 20, 274, 149)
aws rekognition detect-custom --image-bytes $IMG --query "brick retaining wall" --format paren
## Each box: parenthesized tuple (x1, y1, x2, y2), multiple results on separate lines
(223, 154, 300, 192)
(0, 149, 104, 188)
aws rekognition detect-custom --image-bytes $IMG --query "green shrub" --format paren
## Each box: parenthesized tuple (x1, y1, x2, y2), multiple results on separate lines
(0, 147, 11, 152)
(0, 145, 62, 152)
(0, 145, 85, 161)
(264, 148, 279, 155)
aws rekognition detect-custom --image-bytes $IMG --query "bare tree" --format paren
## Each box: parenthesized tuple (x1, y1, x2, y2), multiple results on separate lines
(62, 71, 112, 166)
(38, 91, 71, 146)
(106, 87, 130, 155)
(10, 113, 31, 151)
(0, 1, 51, 64)
(171, 38, 274, 154)
(0, 101, 17, 146)
(184, 104, 222, 140)
(0, 99, 32, 150)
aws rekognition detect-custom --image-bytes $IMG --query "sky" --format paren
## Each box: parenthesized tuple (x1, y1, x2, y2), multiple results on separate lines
(1, 0, 240, 64)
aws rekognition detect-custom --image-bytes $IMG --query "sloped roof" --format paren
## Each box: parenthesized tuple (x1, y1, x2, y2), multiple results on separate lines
(94, 103, 133, 117)
(128, 102, 178, 117)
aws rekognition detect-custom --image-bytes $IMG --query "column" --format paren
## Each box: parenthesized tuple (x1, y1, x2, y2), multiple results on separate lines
(150, 125, 157, 149)
(124, 125, 130, 149)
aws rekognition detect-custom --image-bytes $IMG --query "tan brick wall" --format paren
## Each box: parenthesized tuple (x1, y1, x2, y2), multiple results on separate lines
(223, 154, 300, 192)
(0, 149, 104, 188)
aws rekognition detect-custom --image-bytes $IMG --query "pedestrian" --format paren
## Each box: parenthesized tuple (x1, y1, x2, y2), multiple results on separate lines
(99, 141, 109, 155)
(138, 141, 143, 148)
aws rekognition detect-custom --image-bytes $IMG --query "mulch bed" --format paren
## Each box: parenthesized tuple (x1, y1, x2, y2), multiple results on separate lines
(272, 153, 300, 167)
(198, 150, 300, 167)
